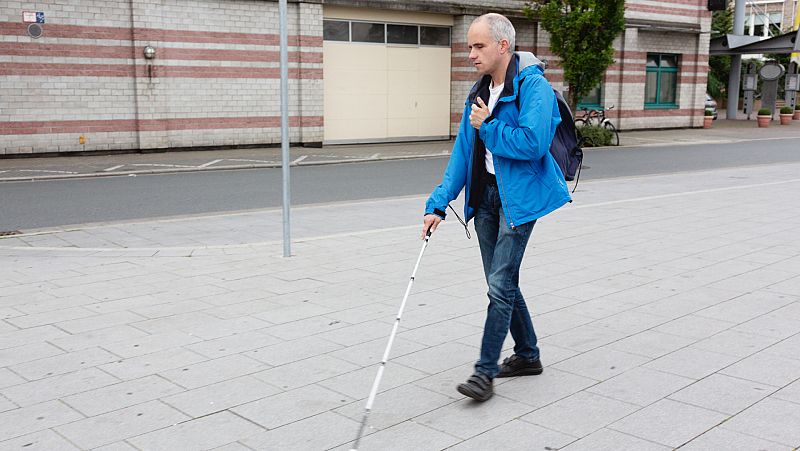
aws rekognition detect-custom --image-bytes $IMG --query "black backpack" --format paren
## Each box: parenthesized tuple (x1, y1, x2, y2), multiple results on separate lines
(517, 85, 583, 192)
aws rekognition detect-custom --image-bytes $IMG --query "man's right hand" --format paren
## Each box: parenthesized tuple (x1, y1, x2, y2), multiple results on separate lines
(422, 214, 442, 239)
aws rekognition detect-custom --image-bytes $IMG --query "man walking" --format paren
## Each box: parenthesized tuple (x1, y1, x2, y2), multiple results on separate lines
(422, 13, 570, 401)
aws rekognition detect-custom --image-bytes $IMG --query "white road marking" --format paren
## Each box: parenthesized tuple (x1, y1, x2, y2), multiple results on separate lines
(17, 169, 78, 174)
(292, 155, 308, 164)
(198, 159, 223, 168)
(103, 165, 124, 172)
(224, 158, 273, 164)
(130, 163, 195, 168)
(370, 153, 381, 159)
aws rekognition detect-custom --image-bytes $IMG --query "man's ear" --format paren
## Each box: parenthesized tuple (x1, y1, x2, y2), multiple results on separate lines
(499, 39, 510, 54)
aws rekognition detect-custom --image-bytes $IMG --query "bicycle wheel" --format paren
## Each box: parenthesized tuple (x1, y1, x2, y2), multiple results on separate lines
(603, 121, 619, 146)
(574, 118, 589, 128)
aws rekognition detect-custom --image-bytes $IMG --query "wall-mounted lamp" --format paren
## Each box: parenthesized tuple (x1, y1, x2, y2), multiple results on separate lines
(143, 45, 156, 59)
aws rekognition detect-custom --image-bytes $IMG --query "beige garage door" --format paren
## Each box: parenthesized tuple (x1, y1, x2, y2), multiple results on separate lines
(323, 7, 453, 143)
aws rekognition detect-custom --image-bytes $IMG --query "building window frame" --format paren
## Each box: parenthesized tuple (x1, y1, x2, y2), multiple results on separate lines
(645, 53, 679, 109)
(322, 19, 451, 48)
(577, 83, 603, 110)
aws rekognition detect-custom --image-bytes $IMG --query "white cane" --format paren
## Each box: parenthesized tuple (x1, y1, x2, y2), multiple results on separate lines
(350, 229, 433, 451)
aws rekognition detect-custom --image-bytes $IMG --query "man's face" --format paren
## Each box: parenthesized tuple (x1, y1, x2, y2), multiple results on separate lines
(467, 21, 508, 76)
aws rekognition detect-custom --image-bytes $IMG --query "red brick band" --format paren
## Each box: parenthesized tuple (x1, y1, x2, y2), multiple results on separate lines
(0, 63, 323, 79)
(1, 116, 324, 135)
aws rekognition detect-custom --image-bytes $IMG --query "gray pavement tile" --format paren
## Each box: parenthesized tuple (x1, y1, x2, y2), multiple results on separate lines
(0, 401, 84, 442)
(585, 367, 694, 407)
(555, 297, 637, 320)
(494, 367, 598, 409)
(202, 298, 282, 320)
(130, 299, 216, 319)
(392, 342, 477, 375)
(242, 411, 359, 451)
(731, 310, 800, 340)
(411, 364, 480, 399)
(680, 427, 792, 451)
(91, 441, 139, 450)
(101, 331, 203, 359)
(262, 316, 352, 341)
(232, 384, 353, 430)
(692, 329, 782, 358)
(334, 420, 460, 451)
(719, 353, 800, 387)
(447, 419, 575, 451)
(668, 373, 776, 415)
(552, 347, 650, 382)
(694, 291, 797, 325)
(328, 336, 427, 367)
(772, 379, 800, 405)
(0, 395, 15, 413)
(317, 363, 428, 400)
(520, 391, 640, 438)
(766, 276, 800, 297)
(55, 400, 190, 449)
(415, 395, 534, 440)
(589, 310, 669, 335)
(608, 399, 728, 448)
(607, 330, 695, 359)
(99, 348, 208, 380)
(652, 314, 736, 340)
(561, 428, 670, 451)
(643, 346, 740, 380)
(252, 355, 360, 391)
(719, 397, 800, 447)
(541, 324, 630, 353)
(83, 295, 165, 315)
(210, 443, 252, 451)
(0, 326, 70, 351)
(0, 308, 24, 320)
(335, 384, 455, 431)
(762, 333, 800, 361)
(5, 307, 98, 329)
(184, 330, 282, 359)
(0, 429, 80, 450)
(0, 369, 25, 390)
(127, 411, 264, 451)
(10, 347, 118, 381)
(161, 375, 281, 417)
(1, 368, 119, 407)
(159, 354, 265, 390)
(245, 335, 343, 367)
(0, 342, 64, 367)
(61, 375, 184, 417)
(316, 320, 406, 347)
(55, 311, 146, 335)
(48, 325, 149, 352)
(397, 321, 483, 347)
(532, 311, 596, 337)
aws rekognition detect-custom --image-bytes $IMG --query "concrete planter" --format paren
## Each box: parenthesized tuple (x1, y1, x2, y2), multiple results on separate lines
(780, 114, 793, 125)
(794, 110, 800, 120)
(703, 116, 713, 128)
(757, 115, 771, 128)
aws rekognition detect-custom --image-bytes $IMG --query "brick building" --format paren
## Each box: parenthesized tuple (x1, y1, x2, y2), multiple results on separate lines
(1, 0, 712, 155)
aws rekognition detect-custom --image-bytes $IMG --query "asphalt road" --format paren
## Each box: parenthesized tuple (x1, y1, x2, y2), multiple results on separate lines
(2, 138, 799, 231)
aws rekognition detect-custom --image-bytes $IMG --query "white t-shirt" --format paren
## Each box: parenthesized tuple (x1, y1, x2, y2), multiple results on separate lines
(485, 82, 504, 175)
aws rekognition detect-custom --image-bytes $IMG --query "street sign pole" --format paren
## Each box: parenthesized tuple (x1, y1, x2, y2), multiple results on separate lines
(279, 0, 291, 257)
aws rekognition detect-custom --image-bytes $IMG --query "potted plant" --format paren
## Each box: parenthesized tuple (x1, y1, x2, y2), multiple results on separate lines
(757, 108, 772, 128)
(779, 106, 794, 125)
(794, 104, 800, 121)
(703, 109, 714, 128)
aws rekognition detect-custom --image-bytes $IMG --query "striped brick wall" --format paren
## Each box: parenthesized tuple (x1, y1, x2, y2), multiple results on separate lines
(0, 0, 323, 155)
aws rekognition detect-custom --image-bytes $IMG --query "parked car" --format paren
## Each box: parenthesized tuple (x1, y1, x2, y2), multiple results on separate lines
(705, 94, 718, 120)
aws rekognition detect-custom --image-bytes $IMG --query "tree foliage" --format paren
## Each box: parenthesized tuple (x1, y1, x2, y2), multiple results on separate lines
(708, 8, 733, 100)
(524, 0, 625, 109)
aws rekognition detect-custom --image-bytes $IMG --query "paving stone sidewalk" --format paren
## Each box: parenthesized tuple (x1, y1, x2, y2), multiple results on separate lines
(1, 162, 799, 450)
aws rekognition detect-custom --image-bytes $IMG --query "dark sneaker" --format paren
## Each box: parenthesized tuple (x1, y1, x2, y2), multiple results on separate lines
(456, 373, 493, 402)
(496, 354, 543, 378)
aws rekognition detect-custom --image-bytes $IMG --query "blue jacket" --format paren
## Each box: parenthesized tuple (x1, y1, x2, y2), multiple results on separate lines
(425, 52, 571, 228)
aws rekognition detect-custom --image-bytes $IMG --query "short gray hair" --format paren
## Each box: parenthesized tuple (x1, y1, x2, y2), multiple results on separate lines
(474, 13, 515, 51)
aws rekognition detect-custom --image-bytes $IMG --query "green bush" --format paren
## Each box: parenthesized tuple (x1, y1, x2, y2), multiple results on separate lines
(780, 106, 793, 114)
(577, 125, 613, 147)
(757, 108, 772, 116)
(704, 109, 714, 116)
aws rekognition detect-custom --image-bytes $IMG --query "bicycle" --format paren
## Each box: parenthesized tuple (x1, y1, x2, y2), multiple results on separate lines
(574, 105, 620, 146)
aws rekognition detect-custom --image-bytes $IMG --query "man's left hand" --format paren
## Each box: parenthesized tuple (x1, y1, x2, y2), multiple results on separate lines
(470, 97, 490, 130)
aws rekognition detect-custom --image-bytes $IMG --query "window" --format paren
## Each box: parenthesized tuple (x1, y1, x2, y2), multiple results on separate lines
(351, 22, 385, 43)
(577, 84, 602, 110)
(322, 20, 451, 47)
(323, 20, 349, 42)
(645, 53, 679, 109)
(387, 24, 418, 44)
(421, 26, 450, 46)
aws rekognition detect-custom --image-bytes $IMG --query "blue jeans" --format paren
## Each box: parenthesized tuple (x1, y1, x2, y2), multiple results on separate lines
(473, 183, 539, 379)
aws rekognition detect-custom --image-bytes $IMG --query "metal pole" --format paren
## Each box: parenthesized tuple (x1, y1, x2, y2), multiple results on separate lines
(279, 0, 291, 257)
(727, 0, 747, 120)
